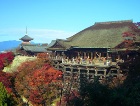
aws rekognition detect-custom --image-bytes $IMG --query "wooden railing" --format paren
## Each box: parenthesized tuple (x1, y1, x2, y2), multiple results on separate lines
(49, 56, 121, 66)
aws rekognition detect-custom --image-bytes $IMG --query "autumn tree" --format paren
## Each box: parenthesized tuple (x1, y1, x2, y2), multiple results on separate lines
(122, 22, 140, 48)
(0, 52, 14, 70)
(15, 55, 63, 105)
(0, 71, 13, 93)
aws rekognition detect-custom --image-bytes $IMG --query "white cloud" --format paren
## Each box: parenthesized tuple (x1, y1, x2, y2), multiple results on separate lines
(0, 28, 76, 43)
(29, 28, 75, 43)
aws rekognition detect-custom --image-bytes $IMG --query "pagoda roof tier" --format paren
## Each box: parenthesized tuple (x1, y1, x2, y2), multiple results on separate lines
(20, 35, 33, 41)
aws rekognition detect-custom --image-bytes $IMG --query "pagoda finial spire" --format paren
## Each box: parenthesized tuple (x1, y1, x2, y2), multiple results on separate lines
(26, 26, 27, 35)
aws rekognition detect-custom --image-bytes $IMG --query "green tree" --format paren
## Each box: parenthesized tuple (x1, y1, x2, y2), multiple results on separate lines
(0, 82, 15, 106)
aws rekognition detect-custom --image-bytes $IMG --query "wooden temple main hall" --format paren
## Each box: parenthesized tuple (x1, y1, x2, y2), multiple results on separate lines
(47, 20, 140, 88)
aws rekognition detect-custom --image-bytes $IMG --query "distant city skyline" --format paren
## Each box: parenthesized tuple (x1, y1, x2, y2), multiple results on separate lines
(0, 0, 140, 43)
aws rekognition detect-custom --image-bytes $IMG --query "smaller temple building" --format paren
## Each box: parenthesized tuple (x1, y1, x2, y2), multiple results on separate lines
(18, 31, 48, 56)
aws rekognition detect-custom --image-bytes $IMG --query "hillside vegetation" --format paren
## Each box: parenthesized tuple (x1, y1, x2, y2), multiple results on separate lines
(0, 51, 140, 106)
(3, 56, 36, 73)
(0, 53, 63, 105)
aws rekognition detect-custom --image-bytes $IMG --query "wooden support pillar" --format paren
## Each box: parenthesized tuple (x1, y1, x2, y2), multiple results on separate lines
(78, 68, 80, 78)
(91, 52, 93, 59)
(107, 52, 109, 60)
(54, 51, 56, 57)
(94, 52, 96, 59)
(82, 52, 84, 59)
(87, 69, 89, 80)
(84, 52, 86, 59)
(99, 53, 101, 59)
(117, 69, 120, 76)
(71, 67, 73, 73)
(104, 69, 106, 77)
(95, 67, 97, 76)
(78, 68, 81, 83)
(118, 54, 120, 60)
(78, 52, 80, 58)
(87, 52, 89, 58)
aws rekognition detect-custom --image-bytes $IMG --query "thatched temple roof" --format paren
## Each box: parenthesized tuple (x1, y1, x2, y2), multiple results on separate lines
(48, 20, 140, 51)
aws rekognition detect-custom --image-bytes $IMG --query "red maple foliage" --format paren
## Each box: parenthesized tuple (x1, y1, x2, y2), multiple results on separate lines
(0, 60, 4, 70)
(117, 23, 140, 48)
(0, 71, 13, 93)
(15, 57, 63, 105)
(27, 65, 62, 104)
(0, 52, 14, 93)
(0, 52, 14, 70)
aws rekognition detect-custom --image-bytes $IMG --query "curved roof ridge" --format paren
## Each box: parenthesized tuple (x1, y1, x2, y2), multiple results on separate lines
(20, 35, 33, 41)
(95, 20, 133, 25)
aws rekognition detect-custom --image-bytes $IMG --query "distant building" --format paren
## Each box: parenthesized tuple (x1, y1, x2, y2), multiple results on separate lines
(20, 35, 33, 44)
(18, 30, 48, 55)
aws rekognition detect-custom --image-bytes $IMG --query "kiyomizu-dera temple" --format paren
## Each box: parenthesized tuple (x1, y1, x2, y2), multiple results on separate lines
(48, 20, 140, 62)
(47, 20, 140, 84)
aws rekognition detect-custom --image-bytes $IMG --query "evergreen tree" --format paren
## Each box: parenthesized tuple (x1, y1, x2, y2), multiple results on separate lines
(0, 82, 15, 106)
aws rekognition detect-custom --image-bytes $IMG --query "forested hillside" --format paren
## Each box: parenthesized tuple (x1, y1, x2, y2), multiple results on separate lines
(0, 52, 63, 105)
(0, 51, 140, 106)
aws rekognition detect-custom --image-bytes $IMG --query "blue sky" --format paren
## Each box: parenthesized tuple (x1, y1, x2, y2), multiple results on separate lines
(0, 0, 140, 43)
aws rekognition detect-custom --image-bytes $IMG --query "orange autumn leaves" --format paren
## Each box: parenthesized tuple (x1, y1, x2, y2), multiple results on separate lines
(15, 53, 63, 105)
(28, 64, 62, 87)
